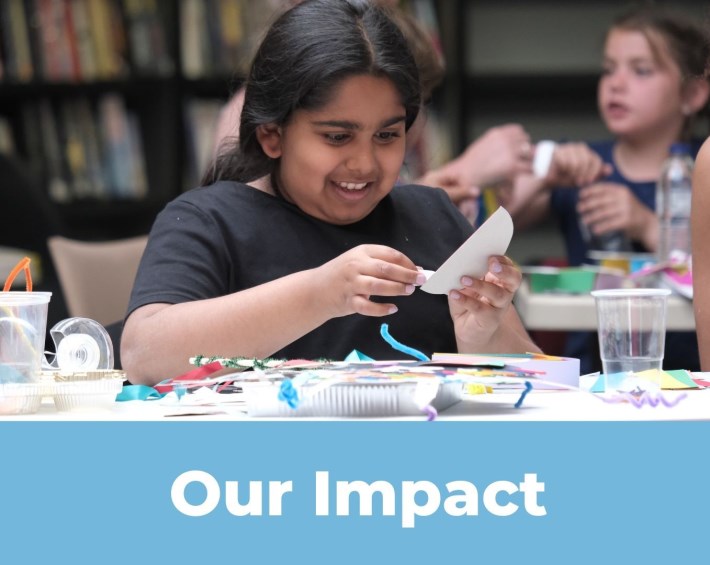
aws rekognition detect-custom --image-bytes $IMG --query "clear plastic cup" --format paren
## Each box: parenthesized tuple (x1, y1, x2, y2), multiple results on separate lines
(0, 292, 52, 383)
(591, 288, 670, 387)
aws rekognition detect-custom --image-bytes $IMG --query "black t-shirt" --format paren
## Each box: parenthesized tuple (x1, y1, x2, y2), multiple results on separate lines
(128, 181, 473, 360)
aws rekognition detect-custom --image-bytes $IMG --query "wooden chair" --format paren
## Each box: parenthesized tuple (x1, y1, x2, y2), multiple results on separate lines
(47, 235, 148, 327)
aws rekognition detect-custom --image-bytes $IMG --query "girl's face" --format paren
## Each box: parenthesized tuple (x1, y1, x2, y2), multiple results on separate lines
(598, 28, 685, 142)
(260, 74, 407, 225)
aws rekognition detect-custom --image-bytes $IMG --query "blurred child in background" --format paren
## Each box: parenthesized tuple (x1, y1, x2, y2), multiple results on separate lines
(505, 5, 710, 372)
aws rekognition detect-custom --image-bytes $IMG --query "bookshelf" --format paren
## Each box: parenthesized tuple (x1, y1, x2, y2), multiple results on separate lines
(0, 0, 253, 240)
(1, 0, 707, 245)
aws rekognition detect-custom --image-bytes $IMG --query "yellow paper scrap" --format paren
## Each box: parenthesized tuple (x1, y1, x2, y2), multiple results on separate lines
(635, 368, 698, 390)
(465, 383, 491, 395)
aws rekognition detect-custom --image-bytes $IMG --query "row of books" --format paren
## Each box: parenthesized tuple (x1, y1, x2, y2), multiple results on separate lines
(13, 94, 148, 202)
(0, 94, 229, 201)
(0, 0, 172, 82)
(180, 0, 280, 79)
(179, 0, 442, 80)
(0, 0, 283, 83)
(0, 93, 230, 202)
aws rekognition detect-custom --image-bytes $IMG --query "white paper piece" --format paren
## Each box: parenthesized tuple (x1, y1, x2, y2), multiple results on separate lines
(533, 140, 556, 178)
(420, 206, 514, 295)
(412, 379, 440, 410)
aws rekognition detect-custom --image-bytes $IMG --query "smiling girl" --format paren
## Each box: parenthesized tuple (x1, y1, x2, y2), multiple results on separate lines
(121, 0, 538, 384)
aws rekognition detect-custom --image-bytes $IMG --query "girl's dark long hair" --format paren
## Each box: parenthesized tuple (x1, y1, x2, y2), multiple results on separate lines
(203, 0, 421, 186)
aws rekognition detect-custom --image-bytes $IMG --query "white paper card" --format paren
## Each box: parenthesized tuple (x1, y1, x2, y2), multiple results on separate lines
(420, 206, 514, 295)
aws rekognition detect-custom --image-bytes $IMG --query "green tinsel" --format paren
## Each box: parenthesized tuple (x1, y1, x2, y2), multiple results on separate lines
(191, 355, 332, 370)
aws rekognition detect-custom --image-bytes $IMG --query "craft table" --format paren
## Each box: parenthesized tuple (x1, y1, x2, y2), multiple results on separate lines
(4, 386, 710, 421)
(513, 279, 695, 331)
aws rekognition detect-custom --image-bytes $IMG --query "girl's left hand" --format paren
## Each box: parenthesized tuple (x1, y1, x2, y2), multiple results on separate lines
(577, 182, 656, 245)
(447, 255, 522, 349)
(545, 142, 612, 187)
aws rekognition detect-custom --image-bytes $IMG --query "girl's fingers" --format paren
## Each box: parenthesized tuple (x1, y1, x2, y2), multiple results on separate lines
(484, 255, 521, 289)
(354, 274, 419, 299)
(453, 256, 520, 309)
(371, 260, 425, 285)
(455, 278, 514, 309)
(350, 295, 399, 317)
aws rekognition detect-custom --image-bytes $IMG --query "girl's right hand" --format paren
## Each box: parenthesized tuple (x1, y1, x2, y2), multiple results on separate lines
(316, 245, 426, 318)
(545, 143, 613, 187)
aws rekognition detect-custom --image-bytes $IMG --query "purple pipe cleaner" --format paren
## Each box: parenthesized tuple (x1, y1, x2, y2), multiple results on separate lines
(600, 391, 687, 408)
(422, 404, 438, 421)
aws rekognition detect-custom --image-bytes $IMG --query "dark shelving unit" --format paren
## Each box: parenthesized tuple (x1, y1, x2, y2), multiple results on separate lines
(2, 0, 707, 243)
(0, 0, 247, 240)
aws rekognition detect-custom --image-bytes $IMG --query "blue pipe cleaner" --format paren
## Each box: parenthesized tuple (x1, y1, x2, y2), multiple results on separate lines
(278, 379, 300, 409)
(380, 323, 430, 361)
(514, 381, 533, 408)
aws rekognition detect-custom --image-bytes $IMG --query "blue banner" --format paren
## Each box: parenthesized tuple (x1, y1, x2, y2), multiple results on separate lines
(0, 421, 707, 564)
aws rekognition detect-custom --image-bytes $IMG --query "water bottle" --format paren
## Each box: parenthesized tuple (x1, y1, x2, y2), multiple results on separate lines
(588, 230, 632, 253)
(579, 216, 632, 253)
(656, 143, 693, 264)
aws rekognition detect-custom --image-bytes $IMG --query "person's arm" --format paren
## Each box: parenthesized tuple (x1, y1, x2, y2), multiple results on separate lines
(500, 173, 551, 230)
(692, 137, 710, 370)
(416, 124, 533, 205)
(122, 244, 425, 385)
(505, 142, 612, 231)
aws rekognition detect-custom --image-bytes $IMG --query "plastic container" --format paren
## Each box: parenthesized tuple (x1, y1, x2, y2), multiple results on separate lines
(525, 267, 597, 294)
(0, 292, 52, 384)
(0, 383, 43, 415)
(591, 288, 671, 386)
(0, 292, 51, 415)
(43, 370, 125, 412)
(242, 380, 463, 418)
(579, 216, 631, 255)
